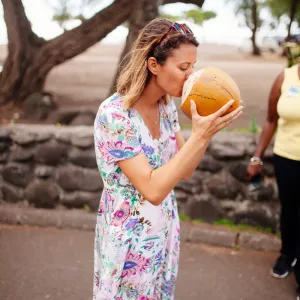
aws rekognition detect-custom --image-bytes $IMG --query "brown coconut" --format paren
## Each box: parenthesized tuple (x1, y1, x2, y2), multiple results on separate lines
(181, 66, 241, 119)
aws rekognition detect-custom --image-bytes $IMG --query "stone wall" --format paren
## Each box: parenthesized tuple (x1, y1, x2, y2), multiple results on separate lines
(0, 124, 280, 232)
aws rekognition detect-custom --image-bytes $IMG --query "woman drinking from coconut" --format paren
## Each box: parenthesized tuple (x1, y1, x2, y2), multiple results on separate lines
(93, 18, 243, 300)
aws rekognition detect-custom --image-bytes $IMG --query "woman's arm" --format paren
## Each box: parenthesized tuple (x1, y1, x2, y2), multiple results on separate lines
(247, 71, 284, 179)
(175, 131, 203, 180)
(119, 134, 209, 205)
(119, 100, 242, 206)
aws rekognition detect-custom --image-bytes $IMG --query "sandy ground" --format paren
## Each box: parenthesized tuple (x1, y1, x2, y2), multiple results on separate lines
(0, 43, 287, 129)
(0, 225, 296, 300)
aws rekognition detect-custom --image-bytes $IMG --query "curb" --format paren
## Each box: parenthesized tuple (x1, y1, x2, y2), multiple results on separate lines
(0, 204, 95, 231)
(0, 204, 281, 252)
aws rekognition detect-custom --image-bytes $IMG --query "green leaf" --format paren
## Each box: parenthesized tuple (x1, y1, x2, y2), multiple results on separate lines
(184, 9, 217, 25)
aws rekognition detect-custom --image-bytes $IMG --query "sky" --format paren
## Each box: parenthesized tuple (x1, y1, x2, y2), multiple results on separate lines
(0, 0, 294, 46)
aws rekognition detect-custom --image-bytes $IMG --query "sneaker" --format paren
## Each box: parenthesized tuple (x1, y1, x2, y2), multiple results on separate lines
(297, 286, 300, 300)
(270, 254, 297, 278)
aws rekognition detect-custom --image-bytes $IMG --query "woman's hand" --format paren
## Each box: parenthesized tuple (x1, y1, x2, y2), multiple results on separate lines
(190, 99, 243, 141)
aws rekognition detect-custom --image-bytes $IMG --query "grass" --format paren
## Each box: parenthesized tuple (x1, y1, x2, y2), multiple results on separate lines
(179, 113, 261, 134)
(179, 213, 203, 223)
(83, 204, 92, 213)
(179, 213, 191, 221)
(213, 218, 274, 234)
(179, 214, 276, 235)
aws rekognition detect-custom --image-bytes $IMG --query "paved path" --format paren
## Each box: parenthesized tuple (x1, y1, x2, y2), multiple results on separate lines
(0, 225, 296, 300)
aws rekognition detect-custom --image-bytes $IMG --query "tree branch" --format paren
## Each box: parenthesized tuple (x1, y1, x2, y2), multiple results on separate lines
(109, 0, 161, 94)
(1, 0, 45, 48)
(287, 0, 298, 38)
(162, 0, 204, 6)
(40, 0, 133, 67)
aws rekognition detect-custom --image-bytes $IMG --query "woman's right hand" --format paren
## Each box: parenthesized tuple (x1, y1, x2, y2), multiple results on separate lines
(190, 99, 243, 141)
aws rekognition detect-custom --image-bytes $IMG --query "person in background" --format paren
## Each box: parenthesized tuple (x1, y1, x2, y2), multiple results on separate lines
(247, 63, 300, 300)
(93, 18, 243, 300)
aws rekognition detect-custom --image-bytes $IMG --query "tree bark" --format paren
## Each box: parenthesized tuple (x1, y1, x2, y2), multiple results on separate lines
(163, 0, 204, 5)
(0, 0, 45, 105)
(251, 0, 260, 56)
(109, 0, 162, 95)
(287, 0, 298, 39)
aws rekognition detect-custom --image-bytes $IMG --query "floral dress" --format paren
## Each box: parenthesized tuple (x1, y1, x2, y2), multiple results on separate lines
(93, 93, 181, 300)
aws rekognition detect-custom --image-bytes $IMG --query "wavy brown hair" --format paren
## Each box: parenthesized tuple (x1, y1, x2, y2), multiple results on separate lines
(117, 18, 199, 109)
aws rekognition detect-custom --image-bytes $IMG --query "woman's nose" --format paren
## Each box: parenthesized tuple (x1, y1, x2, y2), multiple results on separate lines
(185, 69, 193, 80)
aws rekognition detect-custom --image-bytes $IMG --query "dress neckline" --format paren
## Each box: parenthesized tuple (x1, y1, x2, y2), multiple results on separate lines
(130, 102, 162, 142)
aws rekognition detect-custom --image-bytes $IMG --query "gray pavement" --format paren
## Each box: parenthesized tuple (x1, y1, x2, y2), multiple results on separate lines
(0, 225, 297, 300)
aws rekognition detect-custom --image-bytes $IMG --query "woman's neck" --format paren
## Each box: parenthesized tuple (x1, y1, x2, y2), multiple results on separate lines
(136, 77, 165, 109)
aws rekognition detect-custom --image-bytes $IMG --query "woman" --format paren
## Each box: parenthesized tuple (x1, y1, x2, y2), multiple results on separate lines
(247, 63, 300, 299)
(93, 18, 243, 299)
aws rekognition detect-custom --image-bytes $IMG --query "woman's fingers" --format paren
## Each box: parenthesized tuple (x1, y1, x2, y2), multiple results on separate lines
(190, 100, 200, 119)
(211, 100, 235, 119)
(190, 99, 243, 137)
(213, 110, 243, 133)
(218, 106, 243, 124)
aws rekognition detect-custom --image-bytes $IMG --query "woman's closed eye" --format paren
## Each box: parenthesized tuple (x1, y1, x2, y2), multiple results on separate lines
(179, 64, 195, 72)
(179, 65, 190, 71)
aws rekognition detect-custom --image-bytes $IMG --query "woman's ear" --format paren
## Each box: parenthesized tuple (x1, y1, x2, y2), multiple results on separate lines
(147, 57, 159, 76)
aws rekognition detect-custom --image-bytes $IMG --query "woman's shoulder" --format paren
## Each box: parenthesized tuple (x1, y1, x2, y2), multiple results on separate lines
(99, 93, 124, 112)
(94, 93, 131, 129)
(96, 93, 129, 120)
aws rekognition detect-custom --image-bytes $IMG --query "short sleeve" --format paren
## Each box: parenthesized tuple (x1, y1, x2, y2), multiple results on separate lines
(169, 99, 181, 132)
(94, 107, 143, 163)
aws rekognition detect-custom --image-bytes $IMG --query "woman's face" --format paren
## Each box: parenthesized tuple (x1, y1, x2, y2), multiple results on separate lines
(156, 43, 197, 97)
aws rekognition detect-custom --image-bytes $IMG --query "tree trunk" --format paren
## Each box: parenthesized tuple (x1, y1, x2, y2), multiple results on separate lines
(287, 0, 298, 39)
(251, 0, 260, 56)
(280, 0, 298, 57)
(0, 0, 45, 105)
(0, 0, 133, 105)
(109, 0, 162, 95)
(163, 0, 204, 5)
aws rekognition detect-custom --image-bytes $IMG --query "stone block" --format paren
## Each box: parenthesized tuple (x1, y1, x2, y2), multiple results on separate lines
(71, 130, 94, 148)
(2, 182, 24, 203)
(198, 154, 223, 173)
(229, 161, 248, 183)
(207, 174, 241, 199)
(34, 165, 55, 179)
(185, 194, 224, 223)
(68, 148, 97, 168)
(239, 231, 281, 252)
(61, 191, 100, 210)
(2, 163, 32, 187)
(35, 140, 68, 165)
(56, 165, 103, 192)
(24, 179, 61, 208)
(189, 225, 237, 248)
(0, 205, 96, 231)
(10, 131, 36, 146)
(10, 145, 35, 162)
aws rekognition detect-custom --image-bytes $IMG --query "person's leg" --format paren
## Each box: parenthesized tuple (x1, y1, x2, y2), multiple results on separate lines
(272, 154, 299, 278)
(293, 157, 300, 298)
(295, 261, 300, 297)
